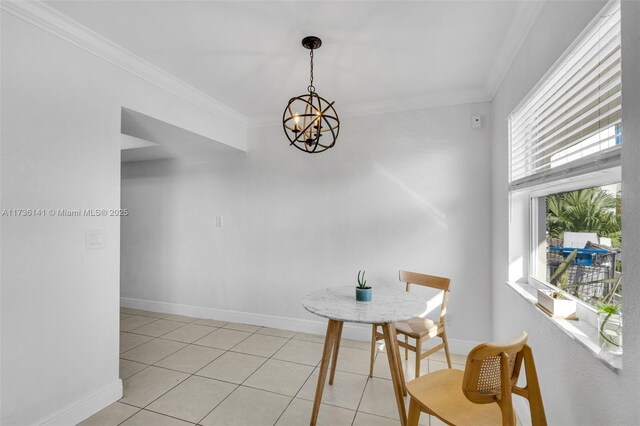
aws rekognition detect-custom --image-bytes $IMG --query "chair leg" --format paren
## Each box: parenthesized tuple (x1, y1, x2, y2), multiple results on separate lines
(414, 337, 422, 378)
(369, 325, 377, 378)
(442, 331, 452, 368)
(404, 335, 408, 360)
(407, 398, 421, 426)
(522, 345, 548, 426)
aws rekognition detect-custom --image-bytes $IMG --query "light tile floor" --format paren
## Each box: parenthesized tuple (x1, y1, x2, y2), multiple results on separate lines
(81, 308, 470, 426)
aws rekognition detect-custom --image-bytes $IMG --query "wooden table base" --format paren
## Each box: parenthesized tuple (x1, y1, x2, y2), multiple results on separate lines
(310, 320, 407, 426)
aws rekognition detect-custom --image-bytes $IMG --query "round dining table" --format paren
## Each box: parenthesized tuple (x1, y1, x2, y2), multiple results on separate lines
(302, 286, 427, 426)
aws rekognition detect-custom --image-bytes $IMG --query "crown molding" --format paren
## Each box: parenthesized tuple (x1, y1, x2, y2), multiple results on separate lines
(0, 0, 248, 127)
(1, 0, 539, 131)
(484, 0, 546, 99)
(248, 87, 492, 128)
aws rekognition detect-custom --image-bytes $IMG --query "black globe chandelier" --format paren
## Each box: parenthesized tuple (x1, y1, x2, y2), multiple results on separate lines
(282, 36, 340, 153)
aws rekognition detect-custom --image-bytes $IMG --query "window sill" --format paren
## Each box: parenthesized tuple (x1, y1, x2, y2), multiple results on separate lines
(505, 281, 621, 373)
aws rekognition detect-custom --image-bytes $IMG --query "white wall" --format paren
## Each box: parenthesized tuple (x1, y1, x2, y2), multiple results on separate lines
(121, 102, 493, 349)
(490, 1, 640, 424)
(0, 11, 243, 425)
(8, 1, 638, 424)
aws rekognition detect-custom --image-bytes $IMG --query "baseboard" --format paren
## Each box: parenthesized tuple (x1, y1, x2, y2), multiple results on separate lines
(121, 297, 480, 355)
(40, 379, 122, 426)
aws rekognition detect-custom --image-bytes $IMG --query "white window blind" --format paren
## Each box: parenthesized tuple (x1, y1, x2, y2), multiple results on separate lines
(509, 1, 621, 191)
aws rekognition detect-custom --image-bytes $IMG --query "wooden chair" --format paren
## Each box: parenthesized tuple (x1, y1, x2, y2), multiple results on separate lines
(369, 270, 452, 379)
(406, 332, 547, 426)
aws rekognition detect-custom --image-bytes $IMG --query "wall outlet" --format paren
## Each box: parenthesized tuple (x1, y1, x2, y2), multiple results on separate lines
(215, 216, 223, 228)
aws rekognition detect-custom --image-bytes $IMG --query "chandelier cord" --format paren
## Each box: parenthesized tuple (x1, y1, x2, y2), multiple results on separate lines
(308, 49, 315, 93)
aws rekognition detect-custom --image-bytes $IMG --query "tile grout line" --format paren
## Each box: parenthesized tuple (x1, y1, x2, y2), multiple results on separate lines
(123, 315, 216, 340)
(137, 324, 266, 424)
(119, 318, 298, 425)
(118, 309, 464, 426)
(140, 407, 202, 425)
(274, 332, 382, 425)
(120, 314, 193, 355)
(121, 315, 227, 361)
(124, 325, 325, 377)
(118, 314, 203, 416)
(117, 312, 243, 425)
(270, 343, 322, 426)
(208, 326, 366, 423)
(119, 351, 237, 422)
(193, 324, 302, 425)
(119, 336, 154, 355)
(105, 401, 142, 426)
(119, 335, 188, 364)
(351, 344, 380, 426)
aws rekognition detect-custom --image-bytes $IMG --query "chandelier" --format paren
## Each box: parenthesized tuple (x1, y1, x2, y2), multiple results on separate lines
(282, 36, 340, 153)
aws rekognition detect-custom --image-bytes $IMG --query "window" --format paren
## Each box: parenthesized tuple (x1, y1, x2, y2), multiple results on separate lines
(530, 184, 622, 310)
(509, 1, 623, 315)
(509, 0, 621, 191)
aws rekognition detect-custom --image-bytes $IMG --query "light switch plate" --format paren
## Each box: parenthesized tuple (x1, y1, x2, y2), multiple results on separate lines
(85, 229, 107, 249)
(216, 216, 223, 228)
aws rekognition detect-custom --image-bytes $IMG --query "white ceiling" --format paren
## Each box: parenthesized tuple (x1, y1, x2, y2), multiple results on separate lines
(46, 1, 541, 121)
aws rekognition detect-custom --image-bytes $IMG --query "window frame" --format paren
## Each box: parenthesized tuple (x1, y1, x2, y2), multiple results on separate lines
(507, 0, 623, 328)
(505, 0, 624, 369)
(519, 166, 621, 328)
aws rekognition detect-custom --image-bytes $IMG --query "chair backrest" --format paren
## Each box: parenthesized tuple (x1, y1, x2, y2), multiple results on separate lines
(399, 271, 451, 324)
(462, 332, 547, 426)
(399, 270, 450, 292)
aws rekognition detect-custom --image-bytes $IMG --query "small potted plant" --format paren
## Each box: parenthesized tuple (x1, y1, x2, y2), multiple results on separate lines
(356, 270, 372, 302)
(597, 278, 622, 355)
(536, 285, 577, 318)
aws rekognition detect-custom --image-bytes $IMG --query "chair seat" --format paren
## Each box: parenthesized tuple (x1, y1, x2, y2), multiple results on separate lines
(407, 369, 503, 426)
(395, 317, 441, 338)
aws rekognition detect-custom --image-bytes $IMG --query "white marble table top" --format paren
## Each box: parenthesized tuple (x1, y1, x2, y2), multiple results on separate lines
(302, 286, 427, 324)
